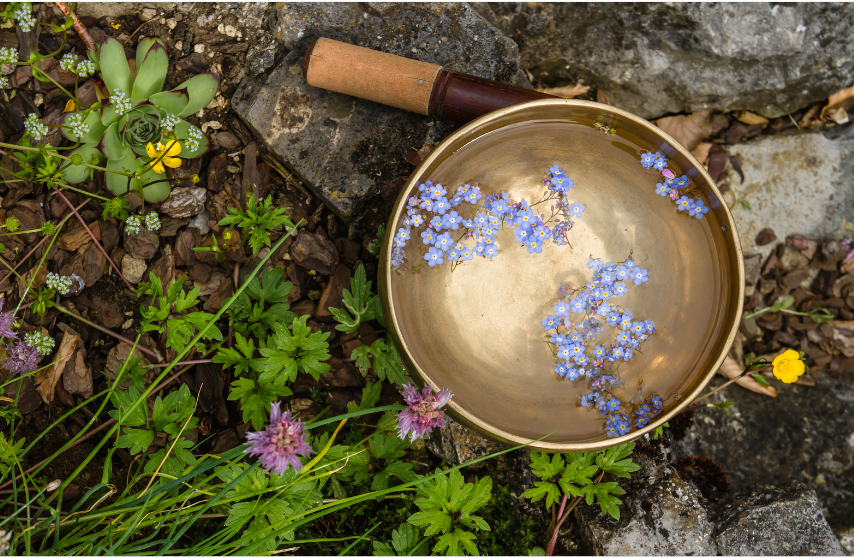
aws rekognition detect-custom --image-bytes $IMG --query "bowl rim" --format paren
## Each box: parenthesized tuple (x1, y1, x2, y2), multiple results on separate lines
(379, 98, 745, 452)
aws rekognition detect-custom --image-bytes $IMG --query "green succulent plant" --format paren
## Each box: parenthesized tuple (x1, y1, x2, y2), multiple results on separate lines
(58, 36, 219, 202)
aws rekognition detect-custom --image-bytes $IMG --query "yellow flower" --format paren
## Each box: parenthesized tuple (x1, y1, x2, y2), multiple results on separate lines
(146, 140, 182, 174)
(771, 349, 805, 383)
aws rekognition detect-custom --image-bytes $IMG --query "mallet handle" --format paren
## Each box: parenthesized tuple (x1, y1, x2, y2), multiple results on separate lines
(304, 38, 555, 122)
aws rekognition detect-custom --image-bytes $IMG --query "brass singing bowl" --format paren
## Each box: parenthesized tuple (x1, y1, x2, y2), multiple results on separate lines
(379, 99, 744, 451)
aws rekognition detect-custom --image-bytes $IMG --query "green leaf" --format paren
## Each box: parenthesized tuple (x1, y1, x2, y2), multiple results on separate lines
(61, 144, 103, 183)
(173, 73, 221, 118)
(116, 428, 154, 455)
(557, 459, 599, 498)
(136, 37, 159, 63)
(347, 381, 382, 413)
(750, 374, 770, 386)
(407, 509, 451, 538)
(373, 524, 430, 556)
(528, 451, 565, 480)
(150, 90, 190, 114)
(371, 461, 416, 491)
(173, 119, 209, 159)
(350, 344, 371, 375)
(368, 338, 406, 385)
(709, 400, 735, 411)
(132, 41, 168, 103)
(434, 528, 479, 556)
(595, 442, 639, 478)
(368, 431, 408, 462)
(98, 121, 129, 161)
(213, 332, 257, 376)
(331, 264, 373, 333)
(521, 481, 562, 509)
(460, 476, 492, 517)
(104, 148, 138, 196)
(97, 37, 133, 96)
(582, 482, 625, 520)
(258, 316, 331, 382)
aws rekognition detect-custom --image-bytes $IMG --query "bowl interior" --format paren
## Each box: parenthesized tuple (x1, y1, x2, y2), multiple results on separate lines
(381, 101, 743, 450)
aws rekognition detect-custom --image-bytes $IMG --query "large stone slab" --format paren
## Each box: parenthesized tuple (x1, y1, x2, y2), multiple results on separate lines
(672, 374, 854, 530)
(233, 2, 525, 222)
(475, 3, 854, 120)
(728, 129, 854, 258)
(713, 481, 845, 556)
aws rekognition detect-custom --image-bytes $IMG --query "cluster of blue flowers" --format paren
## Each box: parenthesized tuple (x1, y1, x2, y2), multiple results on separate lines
(543, 255, 663, 437)
(391, 165, 583, 269)
(640, 151, 709, 219)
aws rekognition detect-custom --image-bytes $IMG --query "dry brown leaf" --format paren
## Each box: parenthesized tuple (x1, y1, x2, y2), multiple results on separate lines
(691, 142, 713, 166)
(654, 111, 714, 152)
(799, 104, 823, 128)
(62, 350, 92, 398)
(596, 89, 610, 105)
(820, 83, 854, 123)
(537, 83, 591, 99)
(735, 111, 769, 126)
(717, 355, 779, 397)
(35, 329, 79, 404)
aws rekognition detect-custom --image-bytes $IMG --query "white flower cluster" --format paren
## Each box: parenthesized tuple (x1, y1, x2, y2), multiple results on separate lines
(0, 76, 8, 89)
(76, 59, 95, 78)
(45, 272, 72, 295)
(162, 113, 181, 132)
(111, 88, 132, 115)
(24, 113, 47, 142)
(126, 212, 162, 235)
(185, 125, 203, 152)
(144, 212, 161, 231)
(0, 47, 17, 64)
(14, 3, 36, 33)
(65, 112, 89, 139)
(59, 53, 77, 72)
(125, 215, 142, 235)
(24, 331, 55, 356)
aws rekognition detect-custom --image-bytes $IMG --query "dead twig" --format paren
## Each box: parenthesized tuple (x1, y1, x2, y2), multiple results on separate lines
(53, 2, 95, 51)
(53, 189, 134, 291)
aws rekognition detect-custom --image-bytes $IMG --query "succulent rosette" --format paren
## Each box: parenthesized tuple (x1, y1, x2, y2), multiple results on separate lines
(59, 36, 219, 202)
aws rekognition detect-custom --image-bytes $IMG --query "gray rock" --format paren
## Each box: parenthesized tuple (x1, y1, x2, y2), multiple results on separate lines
(671, 374, 854, 529)
(187, 210, 210, 235)
(160, 187, 207, 218)
(426, 414, 509, 468)
(121, 254, 148, 285)
(475, 3, 854, 120)
(123, 229, 160, 261)
(574, 437, 718, 556)
(837, 526, 854, 555)
(727, 130, 854, 259)
(233, 2, 525, 222)
(713, 481, 845, 556)
(76, 2, 186, 18)
(289, 231, 339, 275)
(576, 476, 717, 556)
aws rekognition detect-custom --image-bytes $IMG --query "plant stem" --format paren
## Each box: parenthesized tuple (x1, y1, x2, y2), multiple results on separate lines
(545, 470, 605, 556)
(690, 364, 771, 405)
(53, 188, 133, 290)
(53, 2, 95, 51)
(148, 359, 211, 368)
(48, 302, 162, 362)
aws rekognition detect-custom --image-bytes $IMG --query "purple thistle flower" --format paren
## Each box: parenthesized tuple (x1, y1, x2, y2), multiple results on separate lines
(0, 298, 18, 340)
(396, 384, 453, 442)
(244, 402, 314, 475)
(2, 340, 42, 375)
